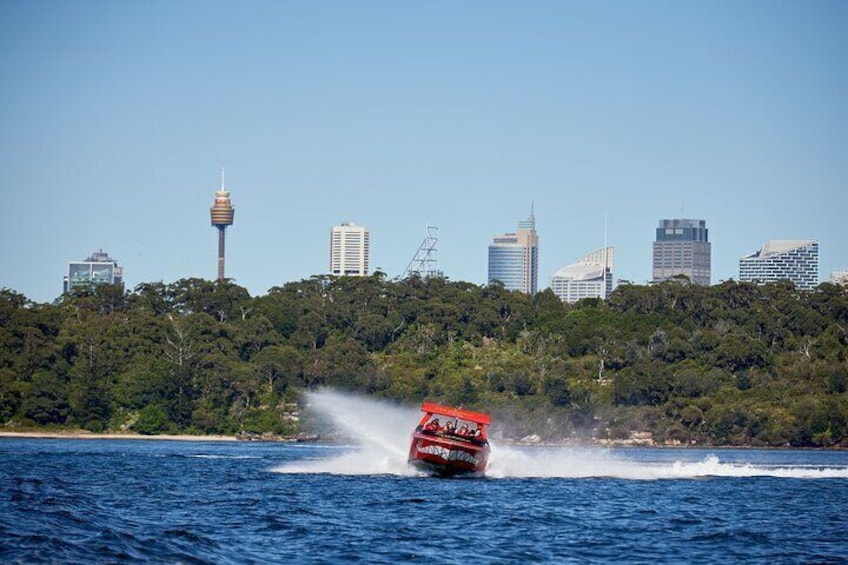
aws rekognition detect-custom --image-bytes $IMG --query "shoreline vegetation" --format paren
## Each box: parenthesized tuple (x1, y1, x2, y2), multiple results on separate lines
(0, 430, 234, 441)
(1, 277, 847, 448)
(2, 430, 844, 450)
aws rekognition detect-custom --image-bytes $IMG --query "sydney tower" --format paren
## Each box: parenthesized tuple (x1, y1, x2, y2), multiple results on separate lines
(210, 171, 235, 282)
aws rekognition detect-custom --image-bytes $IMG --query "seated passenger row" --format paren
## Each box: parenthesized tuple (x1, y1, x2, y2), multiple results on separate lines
(423, 418, 483, 438)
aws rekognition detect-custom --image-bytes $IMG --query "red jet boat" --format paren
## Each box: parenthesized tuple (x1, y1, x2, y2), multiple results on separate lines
(408, 402, 491, 477)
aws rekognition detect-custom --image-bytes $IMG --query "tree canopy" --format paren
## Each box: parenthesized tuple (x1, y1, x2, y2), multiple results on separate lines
(1, 276, 846, 446)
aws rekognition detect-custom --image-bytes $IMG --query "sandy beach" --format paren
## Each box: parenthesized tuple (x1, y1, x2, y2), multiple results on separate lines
(0, 430, 236, 441)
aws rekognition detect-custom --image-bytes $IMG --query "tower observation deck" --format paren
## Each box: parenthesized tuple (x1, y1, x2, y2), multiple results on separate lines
(210, 170, 235, 282)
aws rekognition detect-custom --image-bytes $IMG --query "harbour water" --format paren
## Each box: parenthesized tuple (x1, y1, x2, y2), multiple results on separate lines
(3, 391, 848, 563)
(2, 437, 848, 564)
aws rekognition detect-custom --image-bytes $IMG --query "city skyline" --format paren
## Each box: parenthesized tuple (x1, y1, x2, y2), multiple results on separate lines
(2, 2, 846, 303)
(55, 217, 836, 302)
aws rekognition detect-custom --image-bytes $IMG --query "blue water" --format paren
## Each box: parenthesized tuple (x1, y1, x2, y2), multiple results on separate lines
(2, 439, 847, 564)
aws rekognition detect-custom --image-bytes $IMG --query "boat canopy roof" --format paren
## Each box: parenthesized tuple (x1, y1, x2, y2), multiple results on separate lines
(420, 402, 491, 425)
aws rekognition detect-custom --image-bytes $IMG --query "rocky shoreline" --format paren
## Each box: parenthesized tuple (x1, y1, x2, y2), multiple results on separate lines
(235, 431, 320, 442)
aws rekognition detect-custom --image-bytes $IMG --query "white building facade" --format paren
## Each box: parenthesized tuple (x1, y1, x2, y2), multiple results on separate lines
(831, 270, 848, 286)
(330, 222, 370, 277)
(551, 247, 614, 303)
(739, 240, 819, 290)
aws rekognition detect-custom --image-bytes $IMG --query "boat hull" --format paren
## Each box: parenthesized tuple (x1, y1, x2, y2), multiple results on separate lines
(408, 432, 490, 477)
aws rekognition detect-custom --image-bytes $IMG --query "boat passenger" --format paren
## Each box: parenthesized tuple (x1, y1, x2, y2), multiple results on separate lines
(444, 420, 456, 434)
(423, 418, 442, 432)
(457, 424, 470, 437)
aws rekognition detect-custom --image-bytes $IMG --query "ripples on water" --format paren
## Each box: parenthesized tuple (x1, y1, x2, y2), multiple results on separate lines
(2, 438, 848, 564)
(2, 391, 847, 563)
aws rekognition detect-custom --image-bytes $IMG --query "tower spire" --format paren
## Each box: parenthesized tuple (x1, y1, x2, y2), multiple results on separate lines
(519, 202, 536, 231)
(210, 170, 235, 282)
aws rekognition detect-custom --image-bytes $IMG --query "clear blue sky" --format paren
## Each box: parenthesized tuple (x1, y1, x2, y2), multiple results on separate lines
(2, 1, 846, 303)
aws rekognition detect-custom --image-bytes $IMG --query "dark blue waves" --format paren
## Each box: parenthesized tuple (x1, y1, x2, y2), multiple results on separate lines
(2, 440, 847, 564)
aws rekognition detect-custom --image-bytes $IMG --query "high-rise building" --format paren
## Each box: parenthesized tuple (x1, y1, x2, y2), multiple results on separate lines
(739, 240, 819, 290)
(487, 207, 539, 294)
(64, 249, 123, 293)
(210, 171, 235, 282)
(551, 247, 614, 303)
(330, 222, 370, 277)
(652, 218, 711, 285)
(831, 270, 848, 286)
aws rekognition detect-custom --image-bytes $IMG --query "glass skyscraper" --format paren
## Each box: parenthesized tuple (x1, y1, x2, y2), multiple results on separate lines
(739, 240, 819, 290)
(487, 208, 539, 294)
(652, 219, 711, 285)
(64, 249, 123, 294)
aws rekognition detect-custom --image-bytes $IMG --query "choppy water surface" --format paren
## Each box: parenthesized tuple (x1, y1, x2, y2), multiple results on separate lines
(2, 392, 847, 564)
(3, 441, 848, 564)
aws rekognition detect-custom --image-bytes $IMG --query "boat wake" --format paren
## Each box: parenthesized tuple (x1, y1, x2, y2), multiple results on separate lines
(487, 446, 848, 480)
(270, 390, 848, 480)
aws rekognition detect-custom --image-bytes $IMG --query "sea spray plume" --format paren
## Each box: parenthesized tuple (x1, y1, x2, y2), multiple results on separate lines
(271, 389, 422, 476)
(273, 393, 665, 478)
(274, 392, 643, 478)
(306, 388, 413, 455)
(271, 393, 848, 479)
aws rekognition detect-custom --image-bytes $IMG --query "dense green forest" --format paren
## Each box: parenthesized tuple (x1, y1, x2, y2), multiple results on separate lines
(1, 274, 847, 447)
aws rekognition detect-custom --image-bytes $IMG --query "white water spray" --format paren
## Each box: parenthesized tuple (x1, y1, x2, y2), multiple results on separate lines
(271, 390, 848, 480)
(271, 389, 421, 475)
(487, 448, 848, 480)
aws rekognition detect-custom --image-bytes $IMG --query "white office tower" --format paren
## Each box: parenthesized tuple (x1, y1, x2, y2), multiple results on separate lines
(550, 247, 614, 303)
(330, 222, 370, 277)
(739, 240, 819, 290)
